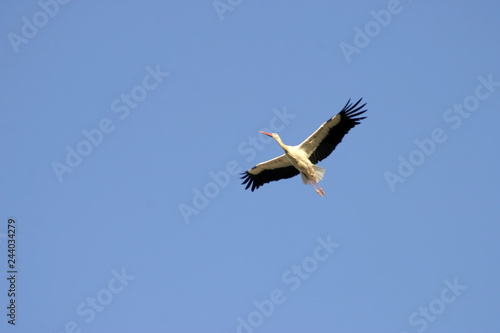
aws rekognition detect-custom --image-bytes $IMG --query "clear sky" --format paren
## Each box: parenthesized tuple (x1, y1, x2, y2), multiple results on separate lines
(1, 1, 499, 332)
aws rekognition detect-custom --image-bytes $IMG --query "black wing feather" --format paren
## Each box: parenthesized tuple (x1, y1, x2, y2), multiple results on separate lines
(240, 166, 299, 191)
(308, 98, 367, 164)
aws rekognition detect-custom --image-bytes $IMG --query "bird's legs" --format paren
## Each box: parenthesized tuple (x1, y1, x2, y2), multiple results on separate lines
(317, 183, 325, 196)
(308, 179, 325, 197)
(307, 167, 325, 197)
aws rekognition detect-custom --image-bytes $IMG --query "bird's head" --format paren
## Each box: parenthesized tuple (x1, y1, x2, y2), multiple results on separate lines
(259, 131, 280, 140)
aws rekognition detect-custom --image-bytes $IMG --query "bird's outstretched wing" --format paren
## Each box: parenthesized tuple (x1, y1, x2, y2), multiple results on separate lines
(241, 155, 299, 191)
(299, 98, 367, 164)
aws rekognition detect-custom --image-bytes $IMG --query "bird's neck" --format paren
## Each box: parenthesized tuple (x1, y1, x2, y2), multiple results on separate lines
(274, 137, 288, 152)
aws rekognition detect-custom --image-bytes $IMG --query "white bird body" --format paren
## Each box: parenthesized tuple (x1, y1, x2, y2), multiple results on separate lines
(241, 98, 367, 196)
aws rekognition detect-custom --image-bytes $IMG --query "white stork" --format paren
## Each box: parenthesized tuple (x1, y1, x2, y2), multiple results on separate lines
(241, 98, 367, 196)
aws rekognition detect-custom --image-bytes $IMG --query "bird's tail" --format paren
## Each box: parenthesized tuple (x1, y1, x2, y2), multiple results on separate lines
(301, 165, 326, 184)
(313, 165, 326, 182)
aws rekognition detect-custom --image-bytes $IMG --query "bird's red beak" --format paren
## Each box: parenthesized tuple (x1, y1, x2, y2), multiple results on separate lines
(259, 131, 273, 137)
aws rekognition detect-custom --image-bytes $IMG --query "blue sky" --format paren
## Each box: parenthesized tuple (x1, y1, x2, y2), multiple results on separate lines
(1, 1, 499, 332)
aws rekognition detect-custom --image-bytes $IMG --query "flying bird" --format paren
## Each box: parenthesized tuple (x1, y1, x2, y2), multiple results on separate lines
(241, 98, 367, 196)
